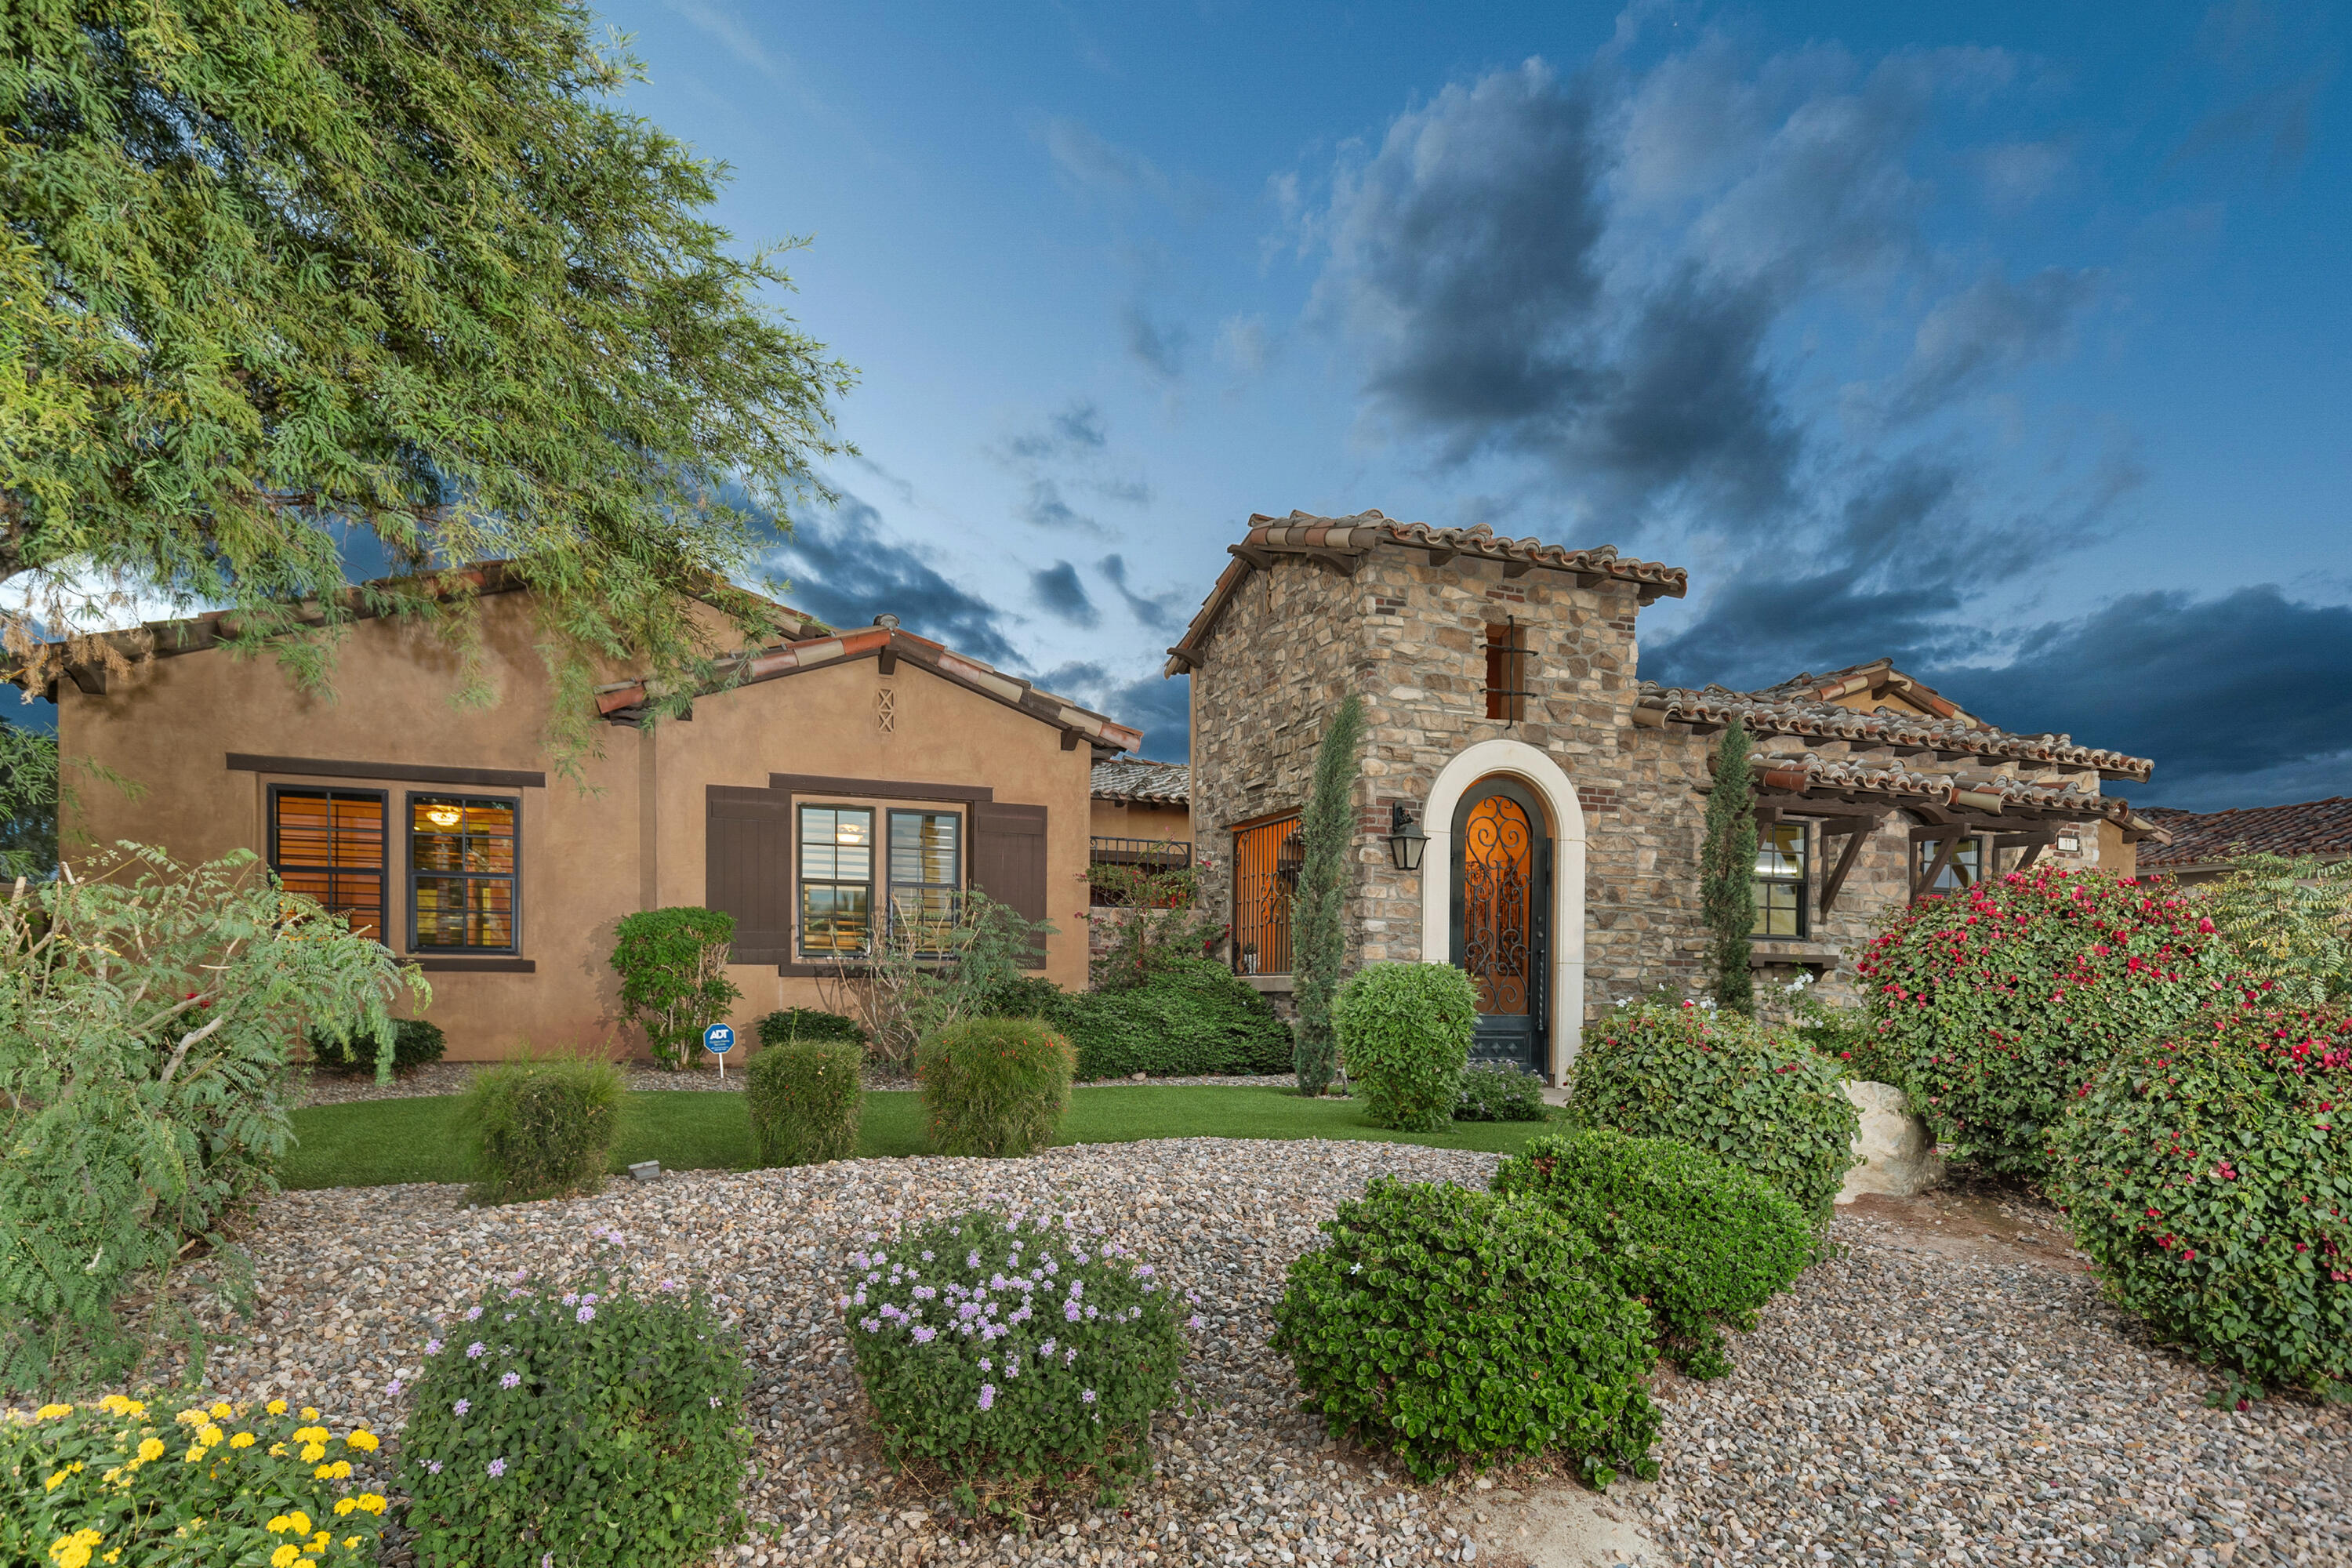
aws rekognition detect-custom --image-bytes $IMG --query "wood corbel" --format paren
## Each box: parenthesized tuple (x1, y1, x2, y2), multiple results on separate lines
(877, 644, 898, 676)
(1305, 548, 1359, 577)
(1817, 814, 1882, 913)
(1422, 546, 1457, 567)
(1501, 559, 1534, 579)
(1913, 833, 1959, 900)
(1061, 729, 1083, 751)
(1228, 543, 1275, 570)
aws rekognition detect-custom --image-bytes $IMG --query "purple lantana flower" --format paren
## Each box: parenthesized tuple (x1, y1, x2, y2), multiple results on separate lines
(488, 1457, 506, 1477)
(500, 1372, 521, 1389)
(466, 1341, 487, 1359)
(576, 1305, 595, 1323)
(978, 1384, 996, 1411)
(453, 1399, 470, 1416)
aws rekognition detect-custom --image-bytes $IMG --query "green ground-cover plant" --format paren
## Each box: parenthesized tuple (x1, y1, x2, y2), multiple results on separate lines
(1453, 1061, 1551, 1122)
(1272, 1178, 1659, 1486)
(1048, 958, 1294, 1079)
(612, 908, 742, 1070)
(1335, 962, 1479, 1131)
(1700, 720, 1759, 1014)
(2194, 854, 2352, 1006)
(398, 1247, 750, 1567)
(754, 1007, 865, 1047)
(2, 1392, 391, 1568)
(1291, 695, 1368, 1095)
(458, 1054, 625, 1204)
(1855, 866, 2224, 1179)
(2050, 995, 2351, 1402)
(308, 1018, 448, 1076)
(0, 844, 418, 1390)
(917, 1019, 1077, 1157)
(844, 1208, 1189, 1517)
(1566, 1000, 1858, 1221)
(746, 1036, 862, 1167)
(1494, 1130, 1817, 1377)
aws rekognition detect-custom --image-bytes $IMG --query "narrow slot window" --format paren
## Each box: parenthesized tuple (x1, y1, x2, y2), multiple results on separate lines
(273, 789, 387, 941)
(1483, 621, 1530, 722)
(1751, 822, 1807, 938)
(887, 809, 962, 946)
(799, 805, 876, 955)
(1231, 816, 1301, 975)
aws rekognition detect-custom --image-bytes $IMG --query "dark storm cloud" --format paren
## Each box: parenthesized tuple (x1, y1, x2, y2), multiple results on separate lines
(1882, 267, 2101, 425)
(1030, 561, 1100, 627)
(1098, 554, 1188, 633)
(1031, 659, 1191, 760)
(761, 492, 1020, 666)
(1016, 477, 1102, 535)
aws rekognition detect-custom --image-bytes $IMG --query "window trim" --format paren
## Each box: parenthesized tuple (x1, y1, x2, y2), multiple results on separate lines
(1483, 619, 1532, 723)
(1231, 814, 1302, 976)
(268, 785, 388, 943)
(405, 790, 523, 956)
(1751, 818, 1809, 938)
(796, 801, 880, 959)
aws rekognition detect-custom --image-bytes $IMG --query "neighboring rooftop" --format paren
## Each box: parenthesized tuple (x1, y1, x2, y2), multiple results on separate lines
(1091, 757, 1189, 804)
(2138, 797, 2352, 872)
(1167, 510, 1688, 674)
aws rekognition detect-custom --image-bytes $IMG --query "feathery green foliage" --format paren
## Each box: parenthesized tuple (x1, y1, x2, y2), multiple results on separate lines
(1291, 694, 1368, 1094)
(1700, 720, 1758, 1014)
(916, 1018, 1077, 1157)
(0, 723, 56, 879)
(2196, 852, 2352, 1006)
(0, 0, 852, 768)
(0, 845, 419, 1390)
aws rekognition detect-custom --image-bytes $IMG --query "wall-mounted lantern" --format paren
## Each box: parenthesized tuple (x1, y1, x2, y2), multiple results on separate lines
(1385, 803, 1429, 873)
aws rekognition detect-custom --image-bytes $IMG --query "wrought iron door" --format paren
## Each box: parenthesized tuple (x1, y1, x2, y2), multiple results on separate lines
(1449, 777, 1550, 1073)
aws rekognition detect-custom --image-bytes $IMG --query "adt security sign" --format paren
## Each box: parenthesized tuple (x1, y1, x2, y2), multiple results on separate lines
(703, 1022, 735, 1080)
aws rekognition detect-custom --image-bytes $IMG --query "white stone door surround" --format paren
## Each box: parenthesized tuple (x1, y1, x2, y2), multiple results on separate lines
(1418, 739, 1588, 1085)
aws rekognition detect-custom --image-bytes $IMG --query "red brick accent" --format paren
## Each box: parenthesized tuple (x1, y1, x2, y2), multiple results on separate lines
(1577, 786, 1621, 814)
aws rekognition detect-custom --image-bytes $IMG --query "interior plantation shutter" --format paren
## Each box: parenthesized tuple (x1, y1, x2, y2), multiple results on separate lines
(971, 802, 1051, 970)
(705, 786, 792, 964)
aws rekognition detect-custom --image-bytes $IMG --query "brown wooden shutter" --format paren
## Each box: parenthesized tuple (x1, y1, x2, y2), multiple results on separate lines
(972, 802, 1050, 970)
(706, 786, 792, 964)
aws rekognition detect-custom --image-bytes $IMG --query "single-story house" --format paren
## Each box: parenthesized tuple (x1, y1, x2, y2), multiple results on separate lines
(2138, 796, 2352, 885)
(37, 565, 1138, 1059)
(1169, 510, 2170, 1080)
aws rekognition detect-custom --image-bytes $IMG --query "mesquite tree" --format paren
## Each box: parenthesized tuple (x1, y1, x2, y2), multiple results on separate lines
(1290, 694, 1367, 1095)
(1, 0, 851, 769)
(1700, 719, 1758, 1014)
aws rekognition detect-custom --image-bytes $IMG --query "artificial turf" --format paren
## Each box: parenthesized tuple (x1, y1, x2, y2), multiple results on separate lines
(278, 1085, 1560, 1190)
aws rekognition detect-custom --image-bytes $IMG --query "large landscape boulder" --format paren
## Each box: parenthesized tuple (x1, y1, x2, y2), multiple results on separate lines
(1835, 1080, 1944, 1203)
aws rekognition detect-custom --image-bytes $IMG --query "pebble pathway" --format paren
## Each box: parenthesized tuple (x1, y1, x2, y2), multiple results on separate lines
(146, 1138, 2346, 1567)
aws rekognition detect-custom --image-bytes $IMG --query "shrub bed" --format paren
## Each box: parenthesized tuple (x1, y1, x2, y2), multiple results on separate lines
(1494, 1130, 1817, 1377)
(308, 1017, 448, 1076)
(746, 1036, 862, 1167)
(2050, 997, 2351, 1399)
(1009, 960, 1294, 1079)
(399, 1261, 750, 1566)
(1272, 1177, 1659, 1486)
(1855, 867, 2223, 1178)
(844, 1208, 1189, 1514)
(2, 1392, 390, 1567)
(1566, 1001, 1857, 1221)
(459, 1055, 624, 1204)
(1334, 963, 1479, 1131)
(1454, 1061, 1551, 1122)
(916, 1018, 1077, 1156)
(755, 1007, 865, 1048)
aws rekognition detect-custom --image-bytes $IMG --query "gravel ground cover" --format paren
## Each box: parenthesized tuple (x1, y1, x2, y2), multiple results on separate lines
(139, 1141, 2347, 1568)
(298, 1065, 1297, 1105)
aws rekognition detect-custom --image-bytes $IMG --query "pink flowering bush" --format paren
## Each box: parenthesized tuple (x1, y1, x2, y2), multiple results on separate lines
(1856, 868, 2225, 1179)
(2051, 996, 2352, 1400)
(397, 1247, 749, 1566)
(842, 1208, 1189, 1517)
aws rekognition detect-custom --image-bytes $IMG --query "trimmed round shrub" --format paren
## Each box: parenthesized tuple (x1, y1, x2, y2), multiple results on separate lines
(1272, 1177, 1659, 1486)
(400, 1261, 750, 1566)
(755, 1007, 865, 1047)
(1052, 957, 1295, 1079)
(459, 1054, 624, 1204)
(1568, 1000, 1858, 1222)
(3, 1393, 390, 1567)
(844, 1208, 1188, 1515)
(916, 1018, 1077, 1157)
(1855, 866, 2224, 1178)
(307, 1016, 448, 1075)
(1334, 962, 1479, 1131)
(1454, 1060, 1551, 1122)
(1493, 1129, 1817, 1378)
(2051, 997, 2352, 1399)
(746, 1035, 862, 1167)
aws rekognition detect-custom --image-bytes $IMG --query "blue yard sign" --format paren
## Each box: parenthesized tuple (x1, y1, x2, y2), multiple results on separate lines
(703, 1022, 735, 1080)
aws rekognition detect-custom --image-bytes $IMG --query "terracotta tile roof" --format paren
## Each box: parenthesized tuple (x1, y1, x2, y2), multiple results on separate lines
(1165, 509, 1688, 674)
(1637, 657, 2154, 782)
(1744, 750, 2136, 825)
(593, 618, 1144, 753)
(1091, 757, 1189, 804)
(2137, 797, 2352, 869)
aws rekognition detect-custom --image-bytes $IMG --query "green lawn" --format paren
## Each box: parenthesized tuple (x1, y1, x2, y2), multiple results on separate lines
(280, 1086, 1559, 1190)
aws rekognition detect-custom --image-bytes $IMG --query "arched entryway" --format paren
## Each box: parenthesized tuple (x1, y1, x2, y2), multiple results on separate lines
(1418, 739, 1588, 1084)
(1450, 776, 1549, 1070)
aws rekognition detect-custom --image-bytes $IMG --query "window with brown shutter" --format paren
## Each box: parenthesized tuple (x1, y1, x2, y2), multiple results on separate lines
(972, 802, 1050, 970)
(705, 786, 793, 964)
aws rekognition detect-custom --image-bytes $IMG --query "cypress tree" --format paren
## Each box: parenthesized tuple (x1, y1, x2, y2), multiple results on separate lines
(1290, 693, 1367, 1095)
(1700, 718, 1759, 1014)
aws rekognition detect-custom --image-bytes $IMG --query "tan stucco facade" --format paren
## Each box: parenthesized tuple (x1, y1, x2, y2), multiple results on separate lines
(1086, 797, 1192, 846)
(60, 593, 1098, 1061)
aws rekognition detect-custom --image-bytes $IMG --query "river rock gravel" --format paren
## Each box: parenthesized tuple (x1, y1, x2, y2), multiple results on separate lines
(151, 1139, 2348, 1568)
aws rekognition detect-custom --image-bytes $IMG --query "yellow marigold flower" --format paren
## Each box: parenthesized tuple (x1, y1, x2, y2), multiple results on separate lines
(100, 1468, 121, 1486)
(299, 1443, 327, 1463)
(301, 1407, 320, 1420)
(314, 1461, 352, 1480)
(136, 1438, 165, 1464)
(293, 1425, 328, 1443)
(98, 1395, 132, 1414)
(269, 1443, 288, 1457)
(208, 1402, 233, 1420)
(46, 1528, 103, 1568)
(103, 1554, 120, 1565)
(356, 1494, 387, 1515)
(270, 1547, 299, 1568)
(34, 1403, 71, 1420)
(267, 1399, 288, 1416)
(296, 1560, 318, 1568)
(175, 1408, 205, 1425)
(266, 1516, 291, 1534)
(230, 1432, 256, 1448)
(287, 1511, 312, 1537)
(198, 1425, 224, 1446)
(334, 1498, 357, 1516)
(344, 1540, 361, 1552)
(43, 1469, 71, 1492)
(343, 1429, 379, 1452)
(183, 1447, 205, 1463)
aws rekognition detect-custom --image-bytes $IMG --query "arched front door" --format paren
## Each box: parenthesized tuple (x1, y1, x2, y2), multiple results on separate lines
(1449, 776, 1551, 1073)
